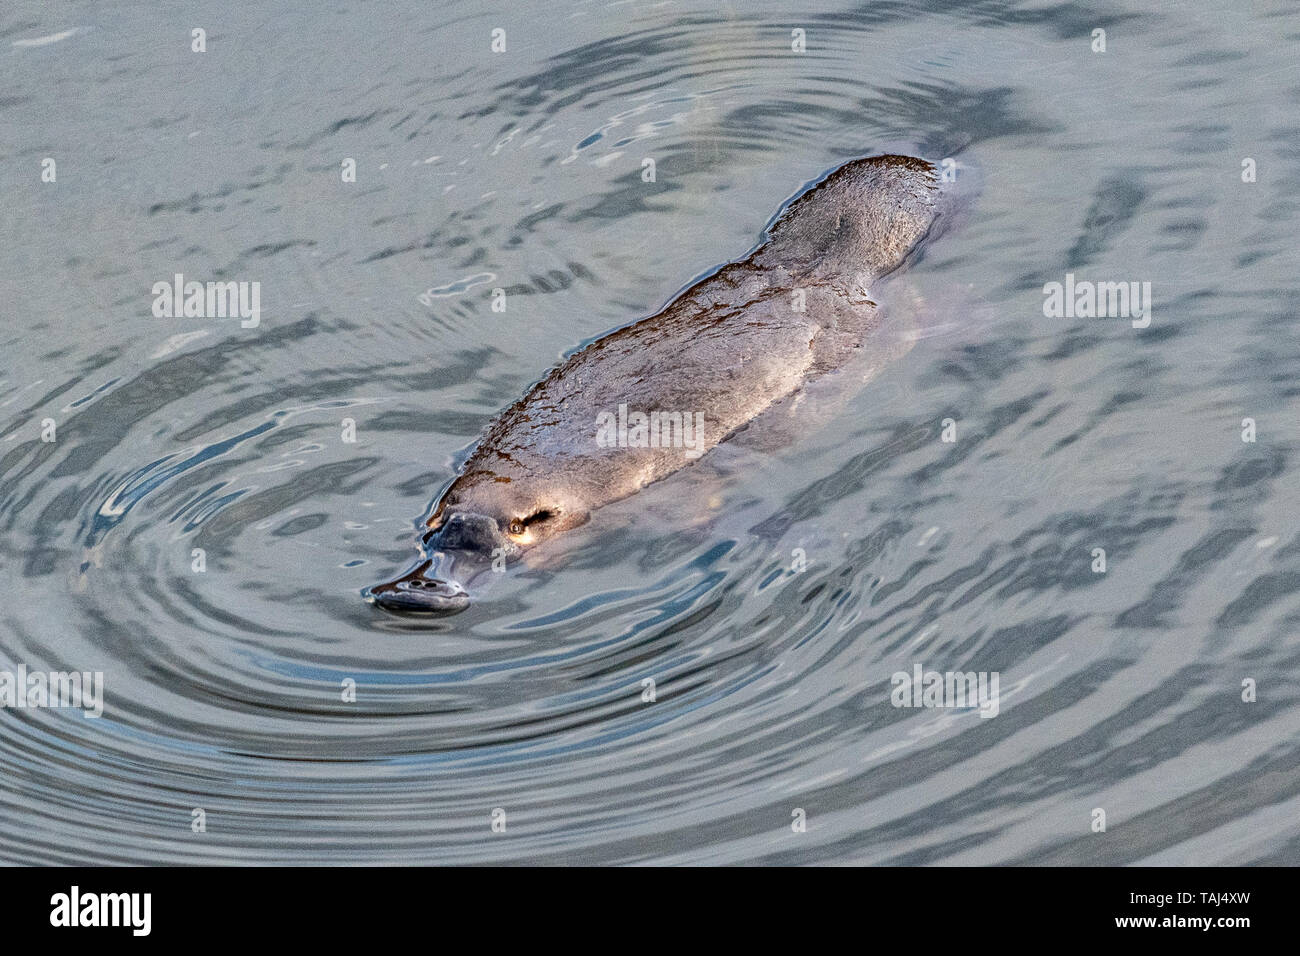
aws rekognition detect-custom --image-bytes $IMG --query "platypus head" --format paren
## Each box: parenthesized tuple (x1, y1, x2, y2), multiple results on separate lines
(366, 468, 590, 615)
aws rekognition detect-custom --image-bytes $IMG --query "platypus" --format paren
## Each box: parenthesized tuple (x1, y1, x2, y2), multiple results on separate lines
(368, 154, 947, 614)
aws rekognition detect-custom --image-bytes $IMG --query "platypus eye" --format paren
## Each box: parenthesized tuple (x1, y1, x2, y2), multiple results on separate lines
(508, 510, 555, 536)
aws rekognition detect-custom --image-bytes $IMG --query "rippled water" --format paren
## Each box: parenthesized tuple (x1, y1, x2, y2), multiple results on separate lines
(3, 0, 1299, 864)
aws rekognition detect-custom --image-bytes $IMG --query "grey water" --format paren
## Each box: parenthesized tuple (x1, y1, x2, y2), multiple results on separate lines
(2, 0, 1298, 865)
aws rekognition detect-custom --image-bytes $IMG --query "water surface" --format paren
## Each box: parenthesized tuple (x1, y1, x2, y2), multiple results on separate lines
(2, 0, 1299, 864)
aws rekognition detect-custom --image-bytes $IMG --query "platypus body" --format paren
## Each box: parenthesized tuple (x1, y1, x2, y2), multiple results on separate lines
(368, 154, 947, 614)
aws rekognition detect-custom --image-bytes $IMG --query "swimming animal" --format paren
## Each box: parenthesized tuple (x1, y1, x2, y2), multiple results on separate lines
(368, 154, 947, 613)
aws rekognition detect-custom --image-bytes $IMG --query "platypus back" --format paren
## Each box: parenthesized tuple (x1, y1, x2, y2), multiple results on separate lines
(754, 154, 940, 292)
(369, 154, 948, 614)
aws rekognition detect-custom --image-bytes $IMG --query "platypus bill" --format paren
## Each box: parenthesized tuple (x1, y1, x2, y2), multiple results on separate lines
(368, 154, 949, 614)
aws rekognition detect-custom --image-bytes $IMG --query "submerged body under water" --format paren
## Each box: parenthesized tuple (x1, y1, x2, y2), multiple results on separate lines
(2, 0, 1299, 864)
(367, 153, 954, 615)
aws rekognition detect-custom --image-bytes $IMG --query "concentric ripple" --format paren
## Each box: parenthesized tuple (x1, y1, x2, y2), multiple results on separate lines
(2, 0, 1299, 864)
